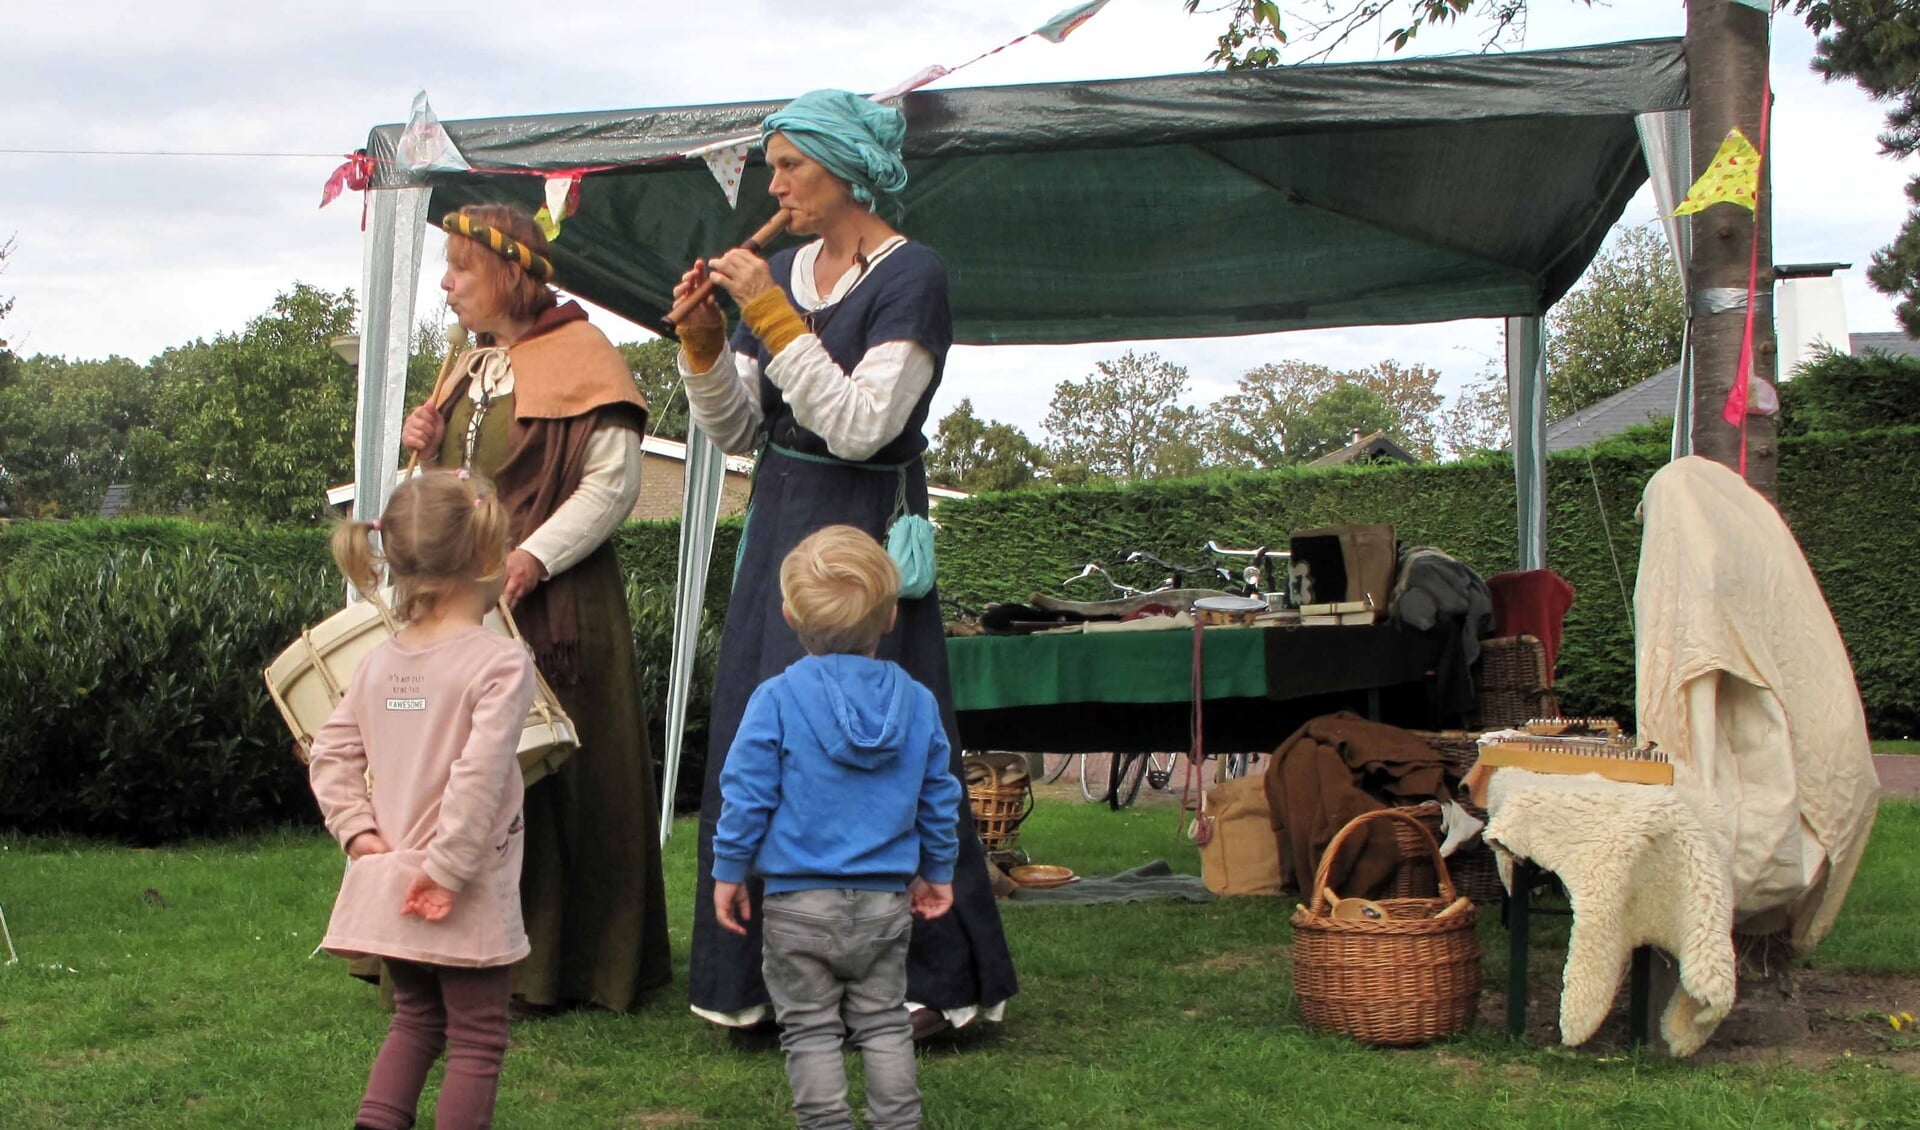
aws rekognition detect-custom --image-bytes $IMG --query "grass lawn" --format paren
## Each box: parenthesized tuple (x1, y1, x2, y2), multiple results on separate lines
(1873, 741, 1920, 755)
(3, 800, 1919, 1128)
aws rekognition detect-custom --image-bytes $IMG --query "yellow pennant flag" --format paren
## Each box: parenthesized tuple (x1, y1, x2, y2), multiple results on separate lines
(1674, 128, 1762, 215)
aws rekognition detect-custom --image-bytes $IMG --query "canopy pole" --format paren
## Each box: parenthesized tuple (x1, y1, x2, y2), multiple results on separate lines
(1506, 316, 1548, 570)
(1635, 109, 1695, 461)
(660, 423, 730, 844)
(352, 187, 430, 524)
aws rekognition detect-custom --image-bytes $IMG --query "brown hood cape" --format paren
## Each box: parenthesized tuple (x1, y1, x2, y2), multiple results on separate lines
(431, 301, 648, 683)
(1262, 712, 1446, 898)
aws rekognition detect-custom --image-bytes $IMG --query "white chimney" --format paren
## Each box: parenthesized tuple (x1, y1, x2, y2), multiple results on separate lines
(1775, 262, 1851, 380)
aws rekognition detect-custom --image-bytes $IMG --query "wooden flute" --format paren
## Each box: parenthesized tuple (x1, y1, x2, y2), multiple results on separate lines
(661, 209, 791, 329)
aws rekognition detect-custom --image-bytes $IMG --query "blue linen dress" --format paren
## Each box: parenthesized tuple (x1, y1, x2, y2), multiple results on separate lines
(689, 241, 1018, 1018)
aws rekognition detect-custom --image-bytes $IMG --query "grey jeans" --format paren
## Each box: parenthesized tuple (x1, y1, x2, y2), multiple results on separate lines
(761, 888, 918, 1130)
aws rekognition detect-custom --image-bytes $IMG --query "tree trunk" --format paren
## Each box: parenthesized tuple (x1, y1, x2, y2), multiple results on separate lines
(1686, 0, 1779, 499)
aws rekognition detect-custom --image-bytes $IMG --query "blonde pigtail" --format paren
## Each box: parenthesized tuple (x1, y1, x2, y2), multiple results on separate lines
(470, 490, 512, 583)
(329, 520, 385, 597)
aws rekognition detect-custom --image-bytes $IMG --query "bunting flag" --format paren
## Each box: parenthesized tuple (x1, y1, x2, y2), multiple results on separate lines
(697, 141, 753, 208)
(322, 2, 1114, 212)
(1033, 0, 1111, 43)
(534, 172, 584, 239)
(319, 152, 374, 209)
(1674, 127, 1761, 215)
(396, 90, 470, 175)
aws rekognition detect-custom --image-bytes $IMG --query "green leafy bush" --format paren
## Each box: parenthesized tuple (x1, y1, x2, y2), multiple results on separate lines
(0, 545, 334, 842)
(1783, 348, 1920, 437)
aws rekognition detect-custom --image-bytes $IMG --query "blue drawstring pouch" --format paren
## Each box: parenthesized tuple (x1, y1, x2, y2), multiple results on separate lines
(887, 514, 937, 600)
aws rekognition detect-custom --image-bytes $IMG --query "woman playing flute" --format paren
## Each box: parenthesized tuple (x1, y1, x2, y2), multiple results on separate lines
(671, 88, 1017, 1040)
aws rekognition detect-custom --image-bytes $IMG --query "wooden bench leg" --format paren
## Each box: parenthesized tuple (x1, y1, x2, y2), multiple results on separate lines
(1628, 946, 1653, 1050)
(1506, 859, 1535, 1037)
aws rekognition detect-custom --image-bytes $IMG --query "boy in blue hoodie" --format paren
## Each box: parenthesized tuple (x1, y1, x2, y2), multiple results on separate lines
(712, 524, 961, 1130)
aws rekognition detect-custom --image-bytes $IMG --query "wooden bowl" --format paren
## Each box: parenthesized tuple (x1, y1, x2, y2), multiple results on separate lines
(1009, 864, 1076, 888)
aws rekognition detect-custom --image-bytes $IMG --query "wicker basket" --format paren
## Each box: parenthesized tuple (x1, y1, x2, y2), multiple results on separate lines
(1291, 809, 1483, 1046)
(1475, 635, 1560, 728)
(964, 754, 1035, 853)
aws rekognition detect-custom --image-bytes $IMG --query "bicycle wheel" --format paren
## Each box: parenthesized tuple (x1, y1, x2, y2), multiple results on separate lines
(1110, 752, 1149, 809)
(1040, 752, 1074, 784)
(1079, 752, 1113, 803)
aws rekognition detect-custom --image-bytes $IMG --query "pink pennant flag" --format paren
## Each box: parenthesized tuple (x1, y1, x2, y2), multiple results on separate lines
(1033, 0, 1110, 43)
(700, 142, 753, 208)
(873, 65, 952, 103)
(319, 153, 372, 209)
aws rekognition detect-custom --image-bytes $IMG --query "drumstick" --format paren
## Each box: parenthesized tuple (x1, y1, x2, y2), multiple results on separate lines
(661, 209, 792, 330)
(405, 323, 471, 475)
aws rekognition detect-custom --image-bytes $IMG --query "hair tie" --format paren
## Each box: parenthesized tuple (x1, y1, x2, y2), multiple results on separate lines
(369, 519, 382, 532)
(473, 497, 485, 509)
(455, 468, 471, 480)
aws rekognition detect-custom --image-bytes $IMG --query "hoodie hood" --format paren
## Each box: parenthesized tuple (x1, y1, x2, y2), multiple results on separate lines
(784, 654, 913, 771)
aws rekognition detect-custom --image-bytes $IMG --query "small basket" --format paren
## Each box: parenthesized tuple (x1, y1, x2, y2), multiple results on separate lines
(1291, 809, 1483, 1046)
(964, 754, 1035, 853)
(1405, 731, 1508, 905)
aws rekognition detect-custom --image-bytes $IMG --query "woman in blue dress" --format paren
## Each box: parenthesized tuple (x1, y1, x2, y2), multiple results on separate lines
(671, 89, 1017, 1039)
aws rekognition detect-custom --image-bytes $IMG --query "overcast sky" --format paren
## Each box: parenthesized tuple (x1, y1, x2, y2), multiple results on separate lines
(2, 0, 1908, 437)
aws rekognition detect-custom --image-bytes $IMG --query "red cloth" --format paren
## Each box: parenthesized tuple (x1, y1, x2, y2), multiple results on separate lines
(1486, 570, 1575, 680)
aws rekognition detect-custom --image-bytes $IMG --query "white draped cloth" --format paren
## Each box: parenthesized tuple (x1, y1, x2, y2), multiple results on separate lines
(1634, 457, 1880, 953)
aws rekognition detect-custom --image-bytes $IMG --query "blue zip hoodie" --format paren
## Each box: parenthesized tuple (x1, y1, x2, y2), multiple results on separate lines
(711, 654, 961, 894)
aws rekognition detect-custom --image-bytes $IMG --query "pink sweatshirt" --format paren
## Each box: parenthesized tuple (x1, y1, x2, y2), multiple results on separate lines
(307, 627, 535, 968)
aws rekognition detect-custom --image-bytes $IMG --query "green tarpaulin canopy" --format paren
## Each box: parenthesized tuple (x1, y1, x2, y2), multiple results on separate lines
(366, 37, 1686, 344)
(350, 38, 1692, 837)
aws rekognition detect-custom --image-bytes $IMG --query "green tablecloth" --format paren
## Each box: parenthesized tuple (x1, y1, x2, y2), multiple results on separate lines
(946, 626, 1268, 712)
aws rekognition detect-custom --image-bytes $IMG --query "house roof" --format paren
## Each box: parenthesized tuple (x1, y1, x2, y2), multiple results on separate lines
(1851, 331, 1920, 361)
(1308, 430, 1418, 467)
(1543, 330, 1920, 451)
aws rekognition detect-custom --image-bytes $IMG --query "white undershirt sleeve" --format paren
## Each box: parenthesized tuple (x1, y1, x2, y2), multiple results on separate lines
(764, 338, 935, 461)
(678, 346, 766, 456)
(517, 426, 643, 578)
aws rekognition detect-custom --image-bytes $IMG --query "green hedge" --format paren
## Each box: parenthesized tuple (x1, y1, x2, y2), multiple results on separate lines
(1, 430, 1913, 840)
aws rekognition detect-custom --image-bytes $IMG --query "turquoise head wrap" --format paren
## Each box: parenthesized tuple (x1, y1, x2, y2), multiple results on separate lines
(761, 90, 908, 218)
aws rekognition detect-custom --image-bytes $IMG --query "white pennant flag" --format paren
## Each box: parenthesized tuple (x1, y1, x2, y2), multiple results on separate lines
(396, 90, 470, 174)
(700, 142, 752, 208)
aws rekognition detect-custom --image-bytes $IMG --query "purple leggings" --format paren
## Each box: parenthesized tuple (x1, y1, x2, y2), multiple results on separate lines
(356, 960, 512, 1130)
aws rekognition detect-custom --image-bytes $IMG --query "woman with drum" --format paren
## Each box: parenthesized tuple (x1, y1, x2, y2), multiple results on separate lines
(398, 203, 671, 1015)
(670, 89, 1017, 1039)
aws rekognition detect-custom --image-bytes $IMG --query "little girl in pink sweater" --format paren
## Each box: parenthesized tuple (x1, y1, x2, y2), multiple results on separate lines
(308, 470, 535, 1130)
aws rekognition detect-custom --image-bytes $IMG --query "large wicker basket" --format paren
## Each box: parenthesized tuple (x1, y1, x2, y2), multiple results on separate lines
(963, 754, 1035, 853)
(1291, 809, 1483, 1046)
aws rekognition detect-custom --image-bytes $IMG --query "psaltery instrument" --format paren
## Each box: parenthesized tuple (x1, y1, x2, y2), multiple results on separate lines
(1477, 719, 1672, 786)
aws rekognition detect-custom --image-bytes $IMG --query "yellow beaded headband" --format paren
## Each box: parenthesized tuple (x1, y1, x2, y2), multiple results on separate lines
(440, 213, 554, 282)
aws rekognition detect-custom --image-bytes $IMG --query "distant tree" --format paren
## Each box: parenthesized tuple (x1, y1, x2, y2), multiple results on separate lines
(1042, 351, 1207, 482)
(1209, 358, 1442, 466)
(1288, 382, 1397, 462)
(0, 355, 152, 517)
(1544, 224, 1684, 421)
(617, 338, 690, 440)
(1798, 0, 1920, 335)
(0, 236, 15, 403)
(1435, 365, 1510, 458)
(929, 398, 1040, 492)
(125, 284, 358, 524)
(1187, 0, 1577, 68)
